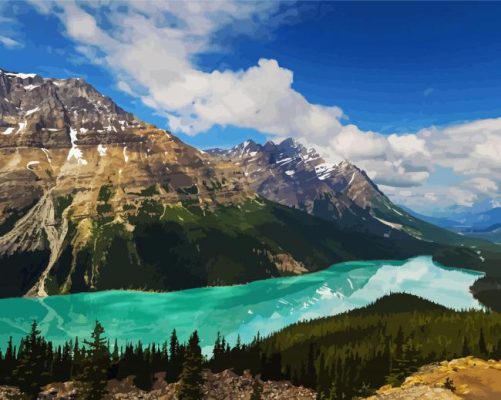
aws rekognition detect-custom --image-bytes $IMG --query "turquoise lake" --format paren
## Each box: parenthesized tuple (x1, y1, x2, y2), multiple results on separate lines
(0, 256, 484, 354)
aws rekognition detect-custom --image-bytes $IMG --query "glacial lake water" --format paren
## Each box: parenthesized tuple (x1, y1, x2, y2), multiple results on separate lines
(0, 256, 484, 353)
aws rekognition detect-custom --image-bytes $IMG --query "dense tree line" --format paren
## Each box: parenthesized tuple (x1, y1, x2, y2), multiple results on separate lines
(226, 293, 501, 399)
(2, 294, 501, 399)
(0, 323, 204, 400)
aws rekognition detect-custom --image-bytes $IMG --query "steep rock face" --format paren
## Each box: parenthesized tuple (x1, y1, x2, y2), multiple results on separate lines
(0, 70, 146, 146)
(208, 139, 464, 243)
(0, 69, 254, 297)
(0, 69, 438, 299)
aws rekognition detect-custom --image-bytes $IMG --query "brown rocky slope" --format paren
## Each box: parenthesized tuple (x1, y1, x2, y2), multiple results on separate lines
(0, 369, 315, 400)
(208, 139, 474, 245)
(0, 69, 440, 298)
(365, 357, 501, 400)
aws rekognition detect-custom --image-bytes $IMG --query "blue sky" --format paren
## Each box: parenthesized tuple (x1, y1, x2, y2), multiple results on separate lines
(1, 1, 501, 212)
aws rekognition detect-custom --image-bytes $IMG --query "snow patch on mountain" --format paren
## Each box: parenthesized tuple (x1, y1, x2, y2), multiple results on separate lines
(25, 107, 40, 117)
(97, 144, 107, 157)
(373, 216, 403, 230)
(67, 127, 87, 165)
(5, 72, 37, 79)
(315, 163, 335, 180)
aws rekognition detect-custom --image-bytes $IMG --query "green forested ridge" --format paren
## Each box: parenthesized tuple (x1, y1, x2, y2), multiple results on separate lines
(2, 190, 501, 300)
(2, 294, 501, 399)
(43, 199, 442, 296)
(241, 293, 501, 399)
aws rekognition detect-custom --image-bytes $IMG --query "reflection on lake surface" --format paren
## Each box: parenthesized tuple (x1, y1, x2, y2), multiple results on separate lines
(0, 256, 484, 353)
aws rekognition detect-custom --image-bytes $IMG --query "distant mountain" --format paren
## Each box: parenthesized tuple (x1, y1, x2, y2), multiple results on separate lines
(400, 206, 462, 229)
(0, 69, 446, 299)
(459, 207, 501, 230)
(208, 139, 467, 245)
(405, 203, 501, 243)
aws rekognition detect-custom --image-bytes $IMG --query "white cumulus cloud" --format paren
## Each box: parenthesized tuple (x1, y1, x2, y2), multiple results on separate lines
(16, 1, 501, 209)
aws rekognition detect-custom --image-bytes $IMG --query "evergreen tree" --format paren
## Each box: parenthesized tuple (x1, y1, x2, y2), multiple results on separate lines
(77, 321, 110, 400)
(177, 331, 204, 400)
(211, 332, 225, 372)
(462, 337, 471, 356)
(304, 343, 317, 389)
(0, 336, 16, 384)
(133, 341, 154, 390)
(72, 337, 83, 378)
(11, 321, 47, 399)
(479, 328, 488, 355)
(111, 339, 119, 363)
(117, 343, 135, 379)
(166, 329, 182, 382)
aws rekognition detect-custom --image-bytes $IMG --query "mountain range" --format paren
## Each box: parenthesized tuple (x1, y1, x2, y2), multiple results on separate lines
(207, 139, 468, 245)
(0, 68, 492, 299)
(408, 205, 501, 244)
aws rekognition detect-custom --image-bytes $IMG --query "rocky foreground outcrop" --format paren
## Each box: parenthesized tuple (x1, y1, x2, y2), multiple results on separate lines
(365, 357, 501, 400)
(0, 369, 315, 400)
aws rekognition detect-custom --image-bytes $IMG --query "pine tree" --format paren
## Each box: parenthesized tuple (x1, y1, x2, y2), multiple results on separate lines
(166, 329, 182, 382)
(211, 332, 223, 372)
(479, 328, 488, 355)
(235, 335, 241, 351)
(133, 341, 154, 390)
(177, 331, 204, 400)
(151, 343, 164, 373)
(111, 339, 119, 362)
(117, 343, 134, 379)
(77, 321, 110, 400)
(72, 337, 83, 378)
(12, 321, 47, 399)
(462, 337, 471, 356)
(394, 326, 404, 358)
(1, 336, 16, 384)
(61, 343, 72, 381)
(305, 343, 317, 389)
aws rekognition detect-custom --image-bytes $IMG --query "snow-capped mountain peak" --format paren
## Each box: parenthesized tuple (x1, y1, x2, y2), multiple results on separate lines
(207, 138, 420, 237)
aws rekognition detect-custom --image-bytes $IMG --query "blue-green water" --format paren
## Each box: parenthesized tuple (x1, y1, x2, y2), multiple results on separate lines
(0, 256, 484, 353)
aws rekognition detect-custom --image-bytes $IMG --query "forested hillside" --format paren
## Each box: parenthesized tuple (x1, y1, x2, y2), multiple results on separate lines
(2, 293, 501, 399)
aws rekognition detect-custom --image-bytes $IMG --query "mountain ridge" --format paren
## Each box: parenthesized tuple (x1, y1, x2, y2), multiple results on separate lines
(0, 68, 489, 299)
(207, 138, 474, 245)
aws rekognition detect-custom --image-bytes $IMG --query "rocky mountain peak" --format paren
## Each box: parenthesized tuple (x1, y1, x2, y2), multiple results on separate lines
(0, 69, 142, 149)
(0, 68, 257, 297)
(208, 138, 420, 237)
(231, 139, 262, 156)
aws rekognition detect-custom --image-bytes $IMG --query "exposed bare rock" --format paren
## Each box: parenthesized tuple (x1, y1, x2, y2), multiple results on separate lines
(365, 357, 501, 400)
(35, 369, 316, 400)
(4, 69, 369, 299)
(0, 68, 454, 299)
(260, 250, 308, 275)
(0, 385, 22, 398)
(0, 69, 261, 298)
(207, 139, 426, 240)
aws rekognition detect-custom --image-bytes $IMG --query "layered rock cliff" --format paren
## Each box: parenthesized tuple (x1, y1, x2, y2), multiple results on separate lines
(0, 69, 438, 298)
